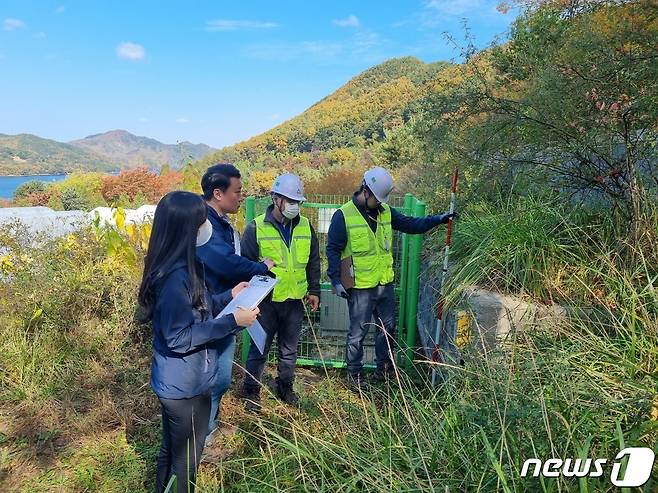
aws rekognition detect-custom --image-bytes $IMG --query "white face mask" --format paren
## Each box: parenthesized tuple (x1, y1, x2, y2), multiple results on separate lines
(282, 202, 300, 220)
(196, 219, 213, 247)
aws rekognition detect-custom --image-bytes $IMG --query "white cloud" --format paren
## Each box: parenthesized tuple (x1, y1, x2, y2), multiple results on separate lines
(244, 40, 344, 63)
(333, 15, 360, 28)
(353, 31, 381, 53)
(243, 43, 292, 61)
(206, 19, 279, 32)
(415, 0, 504, 31)
(243, 28, 390, 65)
(116, 42, 145, 61)
(139, 117, 149, 123)
(34, 31, 47, 39)
(176, 117, 189, 124)
(55, 5, 65, 14)
(424, 0, 503, 18)
(3, 18, 26, 31)
(300, 41, 344, 58)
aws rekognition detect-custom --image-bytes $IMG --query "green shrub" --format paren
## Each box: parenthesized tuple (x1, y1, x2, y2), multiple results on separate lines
(13, 180, 48, 200)
(59, 187, 91, 211)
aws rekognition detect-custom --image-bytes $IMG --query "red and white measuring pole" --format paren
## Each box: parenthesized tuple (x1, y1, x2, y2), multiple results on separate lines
(431, 167, 459, 387)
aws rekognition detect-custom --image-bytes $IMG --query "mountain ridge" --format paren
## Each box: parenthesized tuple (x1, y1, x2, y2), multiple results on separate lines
(69, 130, 215, 169)
(0, 130, 216, 175)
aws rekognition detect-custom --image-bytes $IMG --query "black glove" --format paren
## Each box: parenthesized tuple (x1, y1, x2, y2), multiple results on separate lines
(333, 283, 350, 299)
(436, 211, 458, 224)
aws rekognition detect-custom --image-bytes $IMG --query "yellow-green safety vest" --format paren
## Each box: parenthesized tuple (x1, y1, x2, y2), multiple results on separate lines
(339, 200, 394, 289)
(255, 214, 312, 302)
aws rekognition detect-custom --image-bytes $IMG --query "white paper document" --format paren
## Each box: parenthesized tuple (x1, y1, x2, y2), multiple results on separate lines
(215, 275, 278, 354)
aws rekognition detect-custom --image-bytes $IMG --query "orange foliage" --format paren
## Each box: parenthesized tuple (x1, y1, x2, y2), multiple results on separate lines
(157, 170, 184, 193)
(248, 170, 279, 196)
(305, 166, 368, 196)
(101, 167, 183, 203)
(25, 190, 54, 206)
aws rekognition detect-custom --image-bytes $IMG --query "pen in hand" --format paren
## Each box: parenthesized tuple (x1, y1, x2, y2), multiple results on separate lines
(234, 305, 260, 327)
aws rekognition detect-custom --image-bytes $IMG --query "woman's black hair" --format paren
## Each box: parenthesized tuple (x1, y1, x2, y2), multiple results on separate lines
(201, 163, 241, 200)
(137, 191, 208, 322)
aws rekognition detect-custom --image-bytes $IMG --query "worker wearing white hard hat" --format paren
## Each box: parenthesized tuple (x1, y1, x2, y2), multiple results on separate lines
(363, 166, 395, 203)
(271, 172, 307, 202)
(326, 166, 456, 390)
(238, 173, 321, 410)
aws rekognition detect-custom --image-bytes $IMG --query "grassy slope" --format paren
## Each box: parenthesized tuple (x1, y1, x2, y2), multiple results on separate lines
(0, 209, 655, 492)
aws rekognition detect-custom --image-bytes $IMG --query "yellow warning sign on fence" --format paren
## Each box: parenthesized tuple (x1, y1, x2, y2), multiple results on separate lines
(455, 310, 473, 348)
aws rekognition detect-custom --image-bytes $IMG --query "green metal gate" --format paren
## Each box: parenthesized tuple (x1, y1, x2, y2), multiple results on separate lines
(239, 193, 425, 369)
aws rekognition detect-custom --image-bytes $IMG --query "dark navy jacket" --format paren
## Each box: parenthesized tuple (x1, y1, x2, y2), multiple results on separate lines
(196, 205, 268, 294)
(326, 193, 447, 286)
(150, 260, 239, 399)
(241, 204, 322, 297)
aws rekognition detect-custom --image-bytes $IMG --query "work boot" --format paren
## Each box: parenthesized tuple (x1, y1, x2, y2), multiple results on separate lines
(276, 379, 299, 406)
(202, 431, 235, 464)
(216, 422, 238, 438)
(347, 373, 370, 393)
(372, 362, 396, 383)
(238, 387, 262, 413)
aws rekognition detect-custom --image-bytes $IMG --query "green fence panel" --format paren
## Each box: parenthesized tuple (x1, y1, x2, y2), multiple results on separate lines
(404, 199, 426, 368)
(240, 196, 257, 364)
(396, 193, 414, 355)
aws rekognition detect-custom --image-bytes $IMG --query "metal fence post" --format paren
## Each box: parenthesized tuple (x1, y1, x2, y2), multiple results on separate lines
(396, 193, 414, 364)
(404, 199, 426, 368)
(241, 196, 256, 364)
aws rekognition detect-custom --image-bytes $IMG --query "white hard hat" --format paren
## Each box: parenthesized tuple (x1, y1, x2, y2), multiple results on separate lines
(271, 173, 306, 202)
(363, 167, 394, 203)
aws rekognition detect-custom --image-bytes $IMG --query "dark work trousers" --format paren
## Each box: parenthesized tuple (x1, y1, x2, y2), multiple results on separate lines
(346, 283, 396, 376)
(243, 299, 304, 392)
(156, 393, 211, 493)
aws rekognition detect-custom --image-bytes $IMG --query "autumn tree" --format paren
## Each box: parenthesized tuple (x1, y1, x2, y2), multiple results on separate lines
(101, 167, 183, 205)
(418, 0, 658, 239)
(14, 180, 47, 200)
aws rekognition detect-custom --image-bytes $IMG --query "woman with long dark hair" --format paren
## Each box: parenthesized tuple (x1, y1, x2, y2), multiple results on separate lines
(138, 191, 259, 493)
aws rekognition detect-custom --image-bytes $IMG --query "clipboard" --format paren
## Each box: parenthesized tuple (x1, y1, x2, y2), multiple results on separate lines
(331, 256, 355, 292)
(341, 257, 355, 289)
(216, 275, 278, 354)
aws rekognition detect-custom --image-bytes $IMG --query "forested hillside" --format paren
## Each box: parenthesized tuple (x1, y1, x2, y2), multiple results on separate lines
(0, 133, 119, 175)
(200, 57, 451, 166)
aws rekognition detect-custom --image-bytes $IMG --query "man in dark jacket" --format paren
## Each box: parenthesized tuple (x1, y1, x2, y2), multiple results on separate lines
(239, 173, 321, 409)
(196, 164, 274, 434)
(326, 167, 455, 390)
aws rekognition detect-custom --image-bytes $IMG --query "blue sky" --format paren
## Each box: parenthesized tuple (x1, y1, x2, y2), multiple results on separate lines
(0, 1, 517, 148)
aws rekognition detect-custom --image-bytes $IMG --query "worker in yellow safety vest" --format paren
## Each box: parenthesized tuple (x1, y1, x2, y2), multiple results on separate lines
(239, 173, 321, 410)
(326, 167, 455, 391)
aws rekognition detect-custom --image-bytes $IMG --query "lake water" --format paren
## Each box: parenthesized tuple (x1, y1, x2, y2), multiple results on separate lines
(0, 174, 67, 199)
